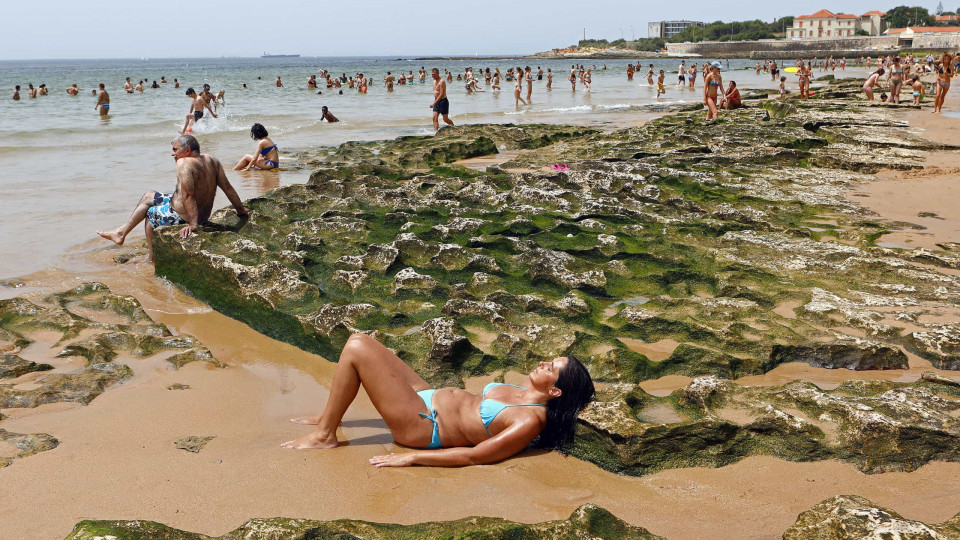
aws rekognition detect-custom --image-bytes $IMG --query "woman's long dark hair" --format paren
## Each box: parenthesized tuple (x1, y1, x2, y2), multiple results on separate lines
(531, 356, 595, 450)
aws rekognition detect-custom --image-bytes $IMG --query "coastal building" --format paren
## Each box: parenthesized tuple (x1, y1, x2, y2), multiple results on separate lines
(936, 14, 960, 22)
(859, 11, 888, 35)
(787, 9, 888, 39)
(648, 20, 705, 39)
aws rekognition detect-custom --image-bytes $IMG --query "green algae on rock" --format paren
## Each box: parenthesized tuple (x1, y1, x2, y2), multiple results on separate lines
(571, 373, 960, 476)
(0, 283, 218, 409)
(64, 504, 662, 540)
(783, 495, 960, 540)
(155, 80, 960, 389)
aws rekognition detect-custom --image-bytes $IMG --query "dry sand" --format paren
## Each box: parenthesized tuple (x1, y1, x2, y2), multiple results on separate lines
(3, 96, 960, 540)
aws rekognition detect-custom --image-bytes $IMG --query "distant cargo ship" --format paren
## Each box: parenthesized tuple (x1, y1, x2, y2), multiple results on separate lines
(261, 53, 300, 58)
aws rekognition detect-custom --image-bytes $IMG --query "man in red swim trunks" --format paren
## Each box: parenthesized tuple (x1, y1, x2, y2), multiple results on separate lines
(430, 68, 454, 131)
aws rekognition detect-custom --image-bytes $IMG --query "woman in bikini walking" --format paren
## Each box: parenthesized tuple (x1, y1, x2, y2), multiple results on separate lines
(933, 52, 953, 114)
(282, 333, 595, 467)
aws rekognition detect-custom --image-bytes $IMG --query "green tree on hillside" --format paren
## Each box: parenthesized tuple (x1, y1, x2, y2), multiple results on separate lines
(668, 17, 794, 43)
(884, 6, 937, 27)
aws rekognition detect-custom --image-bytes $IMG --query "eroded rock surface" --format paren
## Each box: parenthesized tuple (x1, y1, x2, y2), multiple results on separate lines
(573, 373, 960, 476)
(783, 495, 960, 540)
(0, 428, 59, 467)
(64, 504, 662, 540)
(0, 282, 218, 409)
(155, 83, 960, 388)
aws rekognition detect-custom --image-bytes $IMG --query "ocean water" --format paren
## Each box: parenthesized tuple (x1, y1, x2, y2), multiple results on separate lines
(0, 56, 809, 279)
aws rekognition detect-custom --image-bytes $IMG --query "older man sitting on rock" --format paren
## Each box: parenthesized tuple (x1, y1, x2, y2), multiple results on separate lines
(97, 134, 248, 262)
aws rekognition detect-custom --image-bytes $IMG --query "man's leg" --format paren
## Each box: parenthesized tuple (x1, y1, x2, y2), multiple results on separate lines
(97, 191, 158, 246)
(432, 111, 439, 130)
(145, 220, 155, 262)
(441, 114, 454, 127)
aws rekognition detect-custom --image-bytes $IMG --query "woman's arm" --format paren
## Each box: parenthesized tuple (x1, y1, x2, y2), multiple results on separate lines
(369, 418, 542, 468)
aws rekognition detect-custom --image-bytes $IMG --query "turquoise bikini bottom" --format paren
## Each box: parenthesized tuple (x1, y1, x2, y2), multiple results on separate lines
(416, 389, 442, 449)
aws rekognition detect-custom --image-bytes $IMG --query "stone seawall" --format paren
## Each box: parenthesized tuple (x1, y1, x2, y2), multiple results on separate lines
(666, 36, 899, 58)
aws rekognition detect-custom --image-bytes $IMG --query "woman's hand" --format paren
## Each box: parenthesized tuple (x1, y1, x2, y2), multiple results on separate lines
(369, 452, 416, 468)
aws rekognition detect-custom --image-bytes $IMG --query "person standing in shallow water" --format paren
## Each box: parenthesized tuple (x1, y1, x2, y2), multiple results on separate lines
(430, 68, 453, 131)
(281, 333, 595, 469)
(12, 85, 20, 100)
(96, 134, 248, 262)
(95, 83, 109, 116)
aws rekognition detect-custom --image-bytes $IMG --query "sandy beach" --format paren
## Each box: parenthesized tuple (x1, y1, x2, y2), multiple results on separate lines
(2, 65, 960, 540)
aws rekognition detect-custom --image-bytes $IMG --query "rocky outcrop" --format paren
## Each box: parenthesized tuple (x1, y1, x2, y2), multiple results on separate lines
(64, 504, 662, 540)
(0, 283, 218, 409)
(783, 495, 960, 539)
(0, 428, 59, 468)
(154, 84, 960, 388)
(571, 374, 960, 476)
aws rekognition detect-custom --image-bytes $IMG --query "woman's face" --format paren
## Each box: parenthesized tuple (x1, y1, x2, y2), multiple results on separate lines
(531, 357, 568, 389)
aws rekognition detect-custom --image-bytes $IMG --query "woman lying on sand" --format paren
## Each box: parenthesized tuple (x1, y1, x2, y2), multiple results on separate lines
(282, 333, 595, 467)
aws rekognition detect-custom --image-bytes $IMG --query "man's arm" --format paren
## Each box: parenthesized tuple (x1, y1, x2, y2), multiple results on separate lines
(205, 99, 218, 118)
(215, 160, 248, 215)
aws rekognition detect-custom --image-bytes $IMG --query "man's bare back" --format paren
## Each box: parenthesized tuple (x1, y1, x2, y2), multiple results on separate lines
(171, 154, 243, 231)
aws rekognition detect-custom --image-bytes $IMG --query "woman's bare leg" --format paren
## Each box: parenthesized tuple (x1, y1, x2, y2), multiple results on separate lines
(282, 334, 432, 449)
(234, 155, 253, 170)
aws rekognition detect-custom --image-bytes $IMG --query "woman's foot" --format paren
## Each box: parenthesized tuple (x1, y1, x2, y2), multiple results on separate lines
(281, 430, 339, 449)
(289, 414, 321, 425)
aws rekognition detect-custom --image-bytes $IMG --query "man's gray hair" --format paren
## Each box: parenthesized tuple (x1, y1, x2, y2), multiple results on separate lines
(174, 134, 200, 154)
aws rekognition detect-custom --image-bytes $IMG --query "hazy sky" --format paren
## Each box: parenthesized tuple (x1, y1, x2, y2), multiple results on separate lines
(1, 1, 943, 60)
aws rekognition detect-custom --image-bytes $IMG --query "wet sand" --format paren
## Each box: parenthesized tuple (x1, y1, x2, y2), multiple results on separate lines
(848, 109, 960, 250)
(3, 91, 960, 540)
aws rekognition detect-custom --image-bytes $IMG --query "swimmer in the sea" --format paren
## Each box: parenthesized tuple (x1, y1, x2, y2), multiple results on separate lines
(276, 75, 282, 87)
(28, 84, 37, 98)
(180, 87, 217, 134)
(657, 70, 665, 98)
(234, 123, 279, 170)
(135, 80, 144, 93)
(95, 83, 109, 115)
(320, 105, 339, 122)
(38, 84, 48, 96)
(66, 84, 79, 96)
(124, 78, 134, 93)
(174, 78, 180, 88)
(13, 85, 20, 101)
(200, 84, 218, 111)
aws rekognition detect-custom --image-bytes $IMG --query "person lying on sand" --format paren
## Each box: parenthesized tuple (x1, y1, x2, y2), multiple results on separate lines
(282, 333, 595, 467)
(97, 135, 247, 262)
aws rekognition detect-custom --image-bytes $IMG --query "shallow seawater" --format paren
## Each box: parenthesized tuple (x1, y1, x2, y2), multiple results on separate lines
(0, 56, 821, 280)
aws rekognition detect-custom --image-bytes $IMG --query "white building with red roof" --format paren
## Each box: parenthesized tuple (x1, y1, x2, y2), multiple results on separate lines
(788, 9, 888, 39)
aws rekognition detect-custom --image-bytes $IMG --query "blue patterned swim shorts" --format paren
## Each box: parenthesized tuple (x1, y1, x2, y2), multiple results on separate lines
(146, 192, 185, 229)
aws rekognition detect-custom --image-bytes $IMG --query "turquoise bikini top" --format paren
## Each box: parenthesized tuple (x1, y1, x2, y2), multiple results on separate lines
(480, 383, 546, 436)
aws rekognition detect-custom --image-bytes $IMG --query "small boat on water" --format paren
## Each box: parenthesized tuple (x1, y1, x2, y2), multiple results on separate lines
(262, 53, 300, 58)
